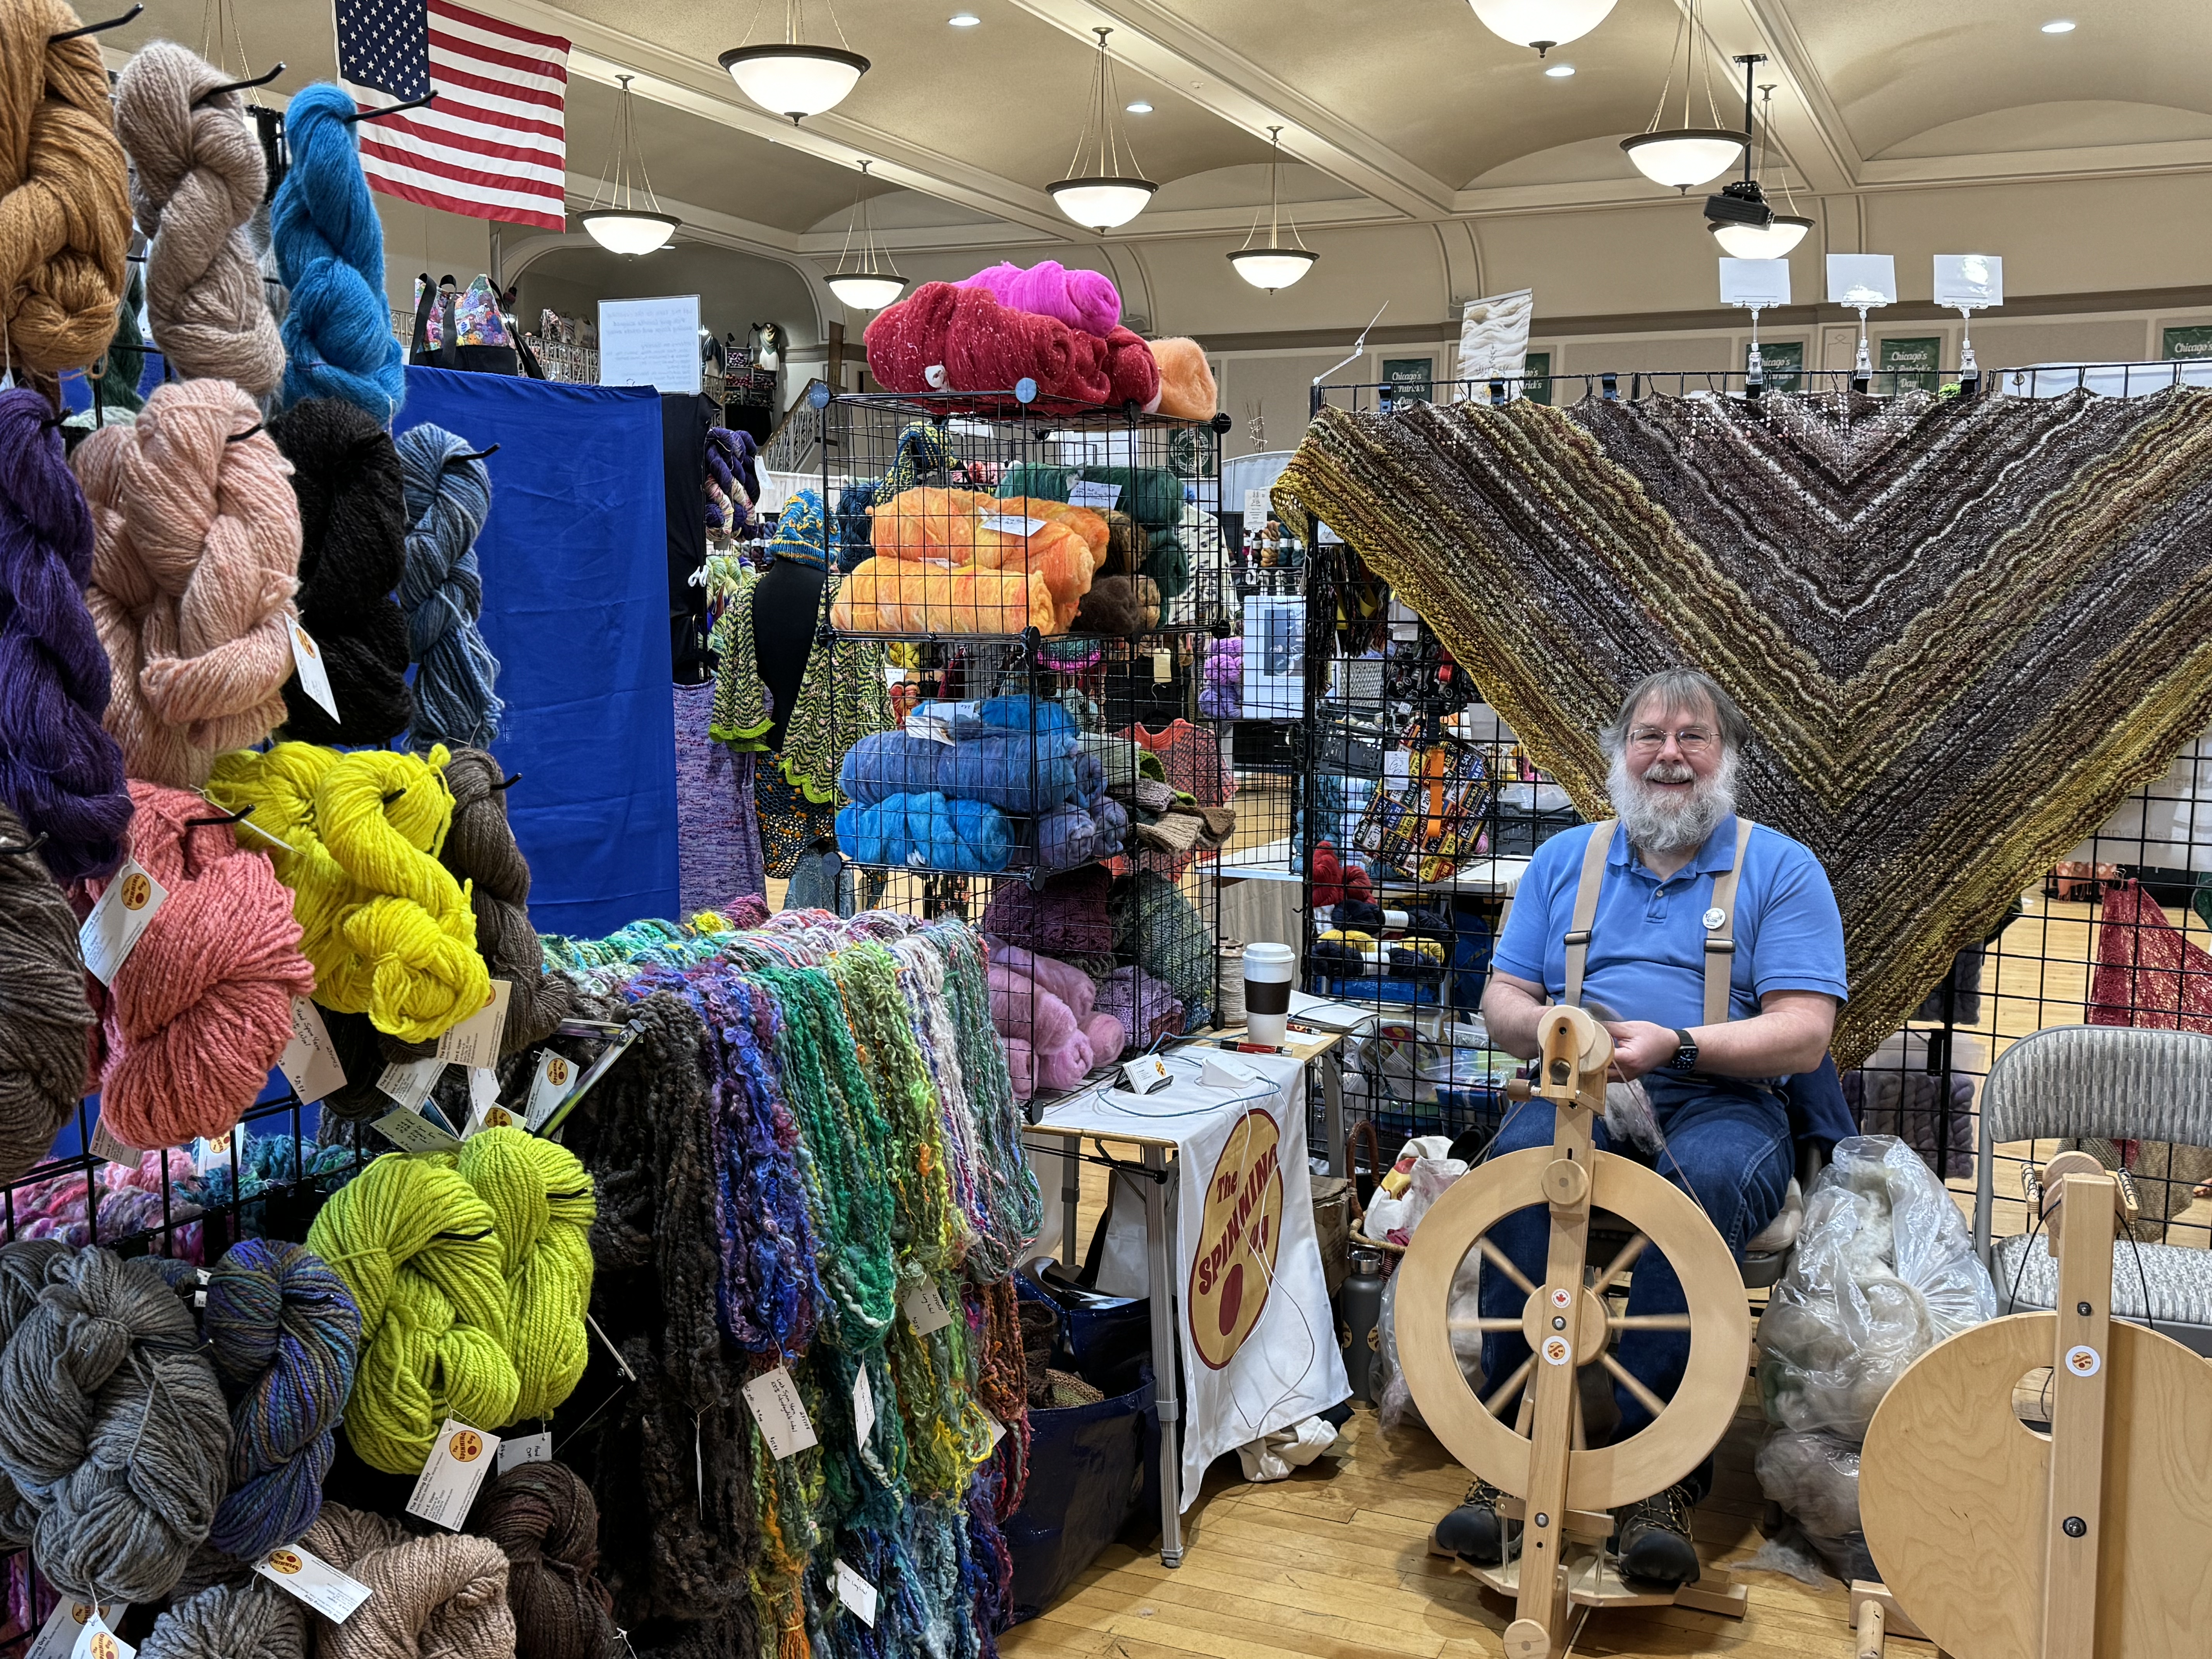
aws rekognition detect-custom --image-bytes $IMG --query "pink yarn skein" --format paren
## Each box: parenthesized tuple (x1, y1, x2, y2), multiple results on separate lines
(987, 960, 1094, 1095)
(958, 260, 1121, 338)
(74, 380, 302, 789)
(996, 945, 1126, 1068)
(83, 780, 314, 1148)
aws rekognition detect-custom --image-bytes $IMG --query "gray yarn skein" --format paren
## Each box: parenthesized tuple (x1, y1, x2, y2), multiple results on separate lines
(0, 804, 98, 1183)
(0, 1243, 232, 1602)
(141, 1578, 307, 1659)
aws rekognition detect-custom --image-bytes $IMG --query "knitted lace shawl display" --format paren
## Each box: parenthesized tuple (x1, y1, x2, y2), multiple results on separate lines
(707, 565, 894, 802)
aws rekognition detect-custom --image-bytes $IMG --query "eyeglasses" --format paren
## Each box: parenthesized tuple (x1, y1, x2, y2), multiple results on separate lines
(1626, 726, 1715, 753)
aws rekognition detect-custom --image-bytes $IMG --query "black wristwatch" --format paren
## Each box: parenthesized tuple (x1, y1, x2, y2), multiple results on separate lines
(1666, 1028, 1699, 1073)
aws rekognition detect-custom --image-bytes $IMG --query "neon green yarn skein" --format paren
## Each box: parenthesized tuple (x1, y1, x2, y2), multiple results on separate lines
(455, 1127, 595, 1422)
(306, 1151, 520, 1473)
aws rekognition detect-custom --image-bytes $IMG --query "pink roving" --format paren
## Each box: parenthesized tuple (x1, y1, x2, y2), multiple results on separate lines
(987, 961, 1094, 1093)
(1080, 1011, 1125, 1065)
(82, 780, 314, 1147)
(990, 946, 1097, 1019)
(1003, 1036, 1036, 1102)
(958, 260, 1120, 338)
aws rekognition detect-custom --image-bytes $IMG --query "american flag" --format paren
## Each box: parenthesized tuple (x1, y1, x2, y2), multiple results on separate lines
(335, 0, 571, 232)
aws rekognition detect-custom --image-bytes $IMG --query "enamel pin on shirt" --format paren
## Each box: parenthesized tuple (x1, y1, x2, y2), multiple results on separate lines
(1702, 907, 1727, 930)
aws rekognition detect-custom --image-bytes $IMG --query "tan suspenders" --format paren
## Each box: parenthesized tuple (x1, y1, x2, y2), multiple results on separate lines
(1561, 818, 1757, 1027)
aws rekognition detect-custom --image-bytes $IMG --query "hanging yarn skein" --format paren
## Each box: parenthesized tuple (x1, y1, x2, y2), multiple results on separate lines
(300, 1502, 515, 1659)
(269, 398, 412, 742)
(270, 84, 406, 422)
(74, 380, 302, 788)
(0, 1, 131, 381)
(472, 1459, 616, 1659)
(203, 1238, 362, 1560)
(436, 748, 571, 1055)
(395, 424, 502, 749)
(82, 780, 314, 1149)
(0, 804, 95, 1184)
(139, 1578, 306, 1659)
(0, 387, 131, 880)
(114, 43, 285, 396)
(456, 1127, 594, 1423)
(0, 1241, 232, 1602)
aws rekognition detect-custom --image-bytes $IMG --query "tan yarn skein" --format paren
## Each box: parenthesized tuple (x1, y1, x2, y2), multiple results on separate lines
(115, 43, 283, 396)
(75, 380, 301, 788)
(0, 1, 130, 378)
(301, 1502, 515, 1659)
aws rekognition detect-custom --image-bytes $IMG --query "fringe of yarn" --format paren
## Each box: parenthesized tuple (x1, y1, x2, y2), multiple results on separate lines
(395, 424, 502, 749)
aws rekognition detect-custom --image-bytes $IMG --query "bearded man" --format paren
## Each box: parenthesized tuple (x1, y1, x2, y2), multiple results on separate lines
(1430, 667, 1849, 1589)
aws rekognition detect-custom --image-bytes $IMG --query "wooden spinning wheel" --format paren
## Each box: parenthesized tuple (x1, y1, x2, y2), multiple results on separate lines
(1397, 1007, 1752, 1659)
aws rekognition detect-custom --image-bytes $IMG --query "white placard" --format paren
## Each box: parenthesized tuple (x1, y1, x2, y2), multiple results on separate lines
(598, 296, 703, 395)
(26, 1601, 119, 1659)
(977, 514, 1045, 538)
(289, 622, 340, 724)
(1718, 257, 1791, 308)
(1121, 1054, 1173, 1095)
(852, 1365, 876, 1446)
(980, 1409, 1008, 1451)
(407, 1419, 501, 1528)
(434, 979, 512, 1070)
(1826, 253, 1897, 307)
(66, 1611, 131, 1659)
(256, 1542, 373, 1622)
(1066, 480, 1121, 510)
(377, 1056, 445, 1113)
(80, 858, 166, 985)
(497, 1431, 553, 1472)
(88, 1117, 142, 1165)
(742, 1366, 819, 1458)
(833, 1560, 878, 1628)
(1243, 488, 1271, 522)
(464, 1070, 517, 1137)
(526, 1049, 578, 1131)
(192, 1125, 245, 1176)
(277, 997, 347, 1104)
(1933, 253, 2002, 309)
(373, 1104, 461, 1153)
(903, 1279, 955, 1336)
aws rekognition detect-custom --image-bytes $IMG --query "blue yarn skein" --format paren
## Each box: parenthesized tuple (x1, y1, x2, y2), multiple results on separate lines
(395, 424, 502, 748)
(203, 1238, 362, 1559)
(836, 791, 1012, 872)
(271, 84, 408, 421)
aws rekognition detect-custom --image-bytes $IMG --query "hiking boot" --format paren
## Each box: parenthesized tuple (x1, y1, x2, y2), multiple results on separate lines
(1431, 1478, 1519, 1566)
(1611, 1482, 1700, 1588)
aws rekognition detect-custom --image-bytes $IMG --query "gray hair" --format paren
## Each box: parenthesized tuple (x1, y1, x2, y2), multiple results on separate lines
(1600, 668, 1752, 758)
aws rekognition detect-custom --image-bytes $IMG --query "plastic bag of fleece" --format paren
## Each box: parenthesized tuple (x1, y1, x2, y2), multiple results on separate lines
(840, 695, 1086, 814)
(1374, 1245, 1483, 1435)
(835, 790, 1012, 872)
(990, 948, 1120, 1100)
(867, 486, 1100, 628)
(1757, 1133, 1998, 1441)
(831, 556, 1057, 635)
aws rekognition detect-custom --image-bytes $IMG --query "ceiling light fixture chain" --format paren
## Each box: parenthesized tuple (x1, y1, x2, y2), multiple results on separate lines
(1229, 124, 1317, 291)
(826, 158, 907, 311)
(581, 73, 681, 254)
(1048, 27, 1158, 231)
(1621, 0, 1747, 191)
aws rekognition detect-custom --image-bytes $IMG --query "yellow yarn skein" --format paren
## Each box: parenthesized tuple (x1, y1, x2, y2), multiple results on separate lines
(455, 1127, 596, 1422)
(207, 742, 354, 953)
(306, 1152, 520, 1474)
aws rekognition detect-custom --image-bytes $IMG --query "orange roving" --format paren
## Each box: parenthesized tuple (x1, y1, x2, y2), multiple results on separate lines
(865, 486, 1097, 629)
(832, 558, 1055, 635)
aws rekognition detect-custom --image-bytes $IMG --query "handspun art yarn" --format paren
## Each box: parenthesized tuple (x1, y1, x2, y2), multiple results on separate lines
(300, 1502, 515, 1659)
(270, 84, 407, 421)
(0, 1241, 231, 1602)
(140, 1579, 306, 1659)
(0, 1, 131, 379)
(268, 398, 412, 742)
(0, 388, 132, 880)
(455, 1128, 594, 1423)
(306, 1152, 519, 1474)
(471, 1460, 615, 1659)
(203, 1238, 362, 1559)
(74, 380, 302, 788)
(114, 43, 284, 396)
(395, 424, 502, 749)
(83, 780, 314, 1149)
(0, 804, 94, 1183)
(435, 749, 571, 1055)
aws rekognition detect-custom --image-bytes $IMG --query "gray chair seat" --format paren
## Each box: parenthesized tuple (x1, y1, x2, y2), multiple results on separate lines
(1991, 1230, 2212, 1354)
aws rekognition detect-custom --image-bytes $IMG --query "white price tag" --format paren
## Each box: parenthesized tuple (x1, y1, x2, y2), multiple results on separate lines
(1120, 1054, 1172, 1096)
(497, 1431, 553, 1473)
(373, 1104, 461, 1153)
(834, 1561, 878, 1628)
(742, 1366, 819, 1459)
(405, 1419, 501, 1529)
(1152, 648, 1171, 683)
(66, 1612, 132, 1659)
(191, 1125, 246, 1176)
(276, 997, 348, 1104)
(977, 514, 1046, 538)
(464, 1069, 516, 1137)
(434, 979, 511, 1071)
(378, 1055, 445, 1112)
(852, 1365, 876, 1446)
(290, 621, 341, 724)
(1384, 748, 1412, 782)
(1066, 481, 1122, 510)
(1243, 488, 1271, 521)
(883, 663, 907, 689)
(256, 1542, 372, 1622)
(902, 1280, 955, 1336)
(79, 858, 166, 985)
(26, 1601, 119, 1659)
(88, 1116, 143, 1166)
(525, 1049, 577, 1131)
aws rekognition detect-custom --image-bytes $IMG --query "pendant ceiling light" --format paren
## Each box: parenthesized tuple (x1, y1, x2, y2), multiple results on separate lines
(824, 160, 907, 311)
(1467, 0, 1616, 55)
(720, 0, 869, 123)
(1620, 0, 1747, 191)
(1049, 28, 1157, 231)
(580, 74, 680, 255)
(1228, 126, 1317, 292)
(1707, 74, 1811, 259)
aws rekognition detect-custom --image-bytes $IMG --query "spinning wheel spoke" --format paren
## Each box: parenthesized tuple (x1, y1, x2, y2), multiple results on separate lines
(1477, 1237, 1536, 1297)
(1601, 1352, 1668, 1421)
(1484, 1355, 1535, 1419)
(1609, 1314, 1693, 1331)
(1592, 1232, 1649, 1295)
(1447, 1317, 1526, 1333)
(1571, 1394, 1586, 1451)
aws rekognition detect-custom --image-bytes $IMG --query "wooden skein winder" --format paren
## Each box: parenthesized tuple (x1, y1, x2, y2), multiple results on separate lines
(1397, 1006, 1753, 1658)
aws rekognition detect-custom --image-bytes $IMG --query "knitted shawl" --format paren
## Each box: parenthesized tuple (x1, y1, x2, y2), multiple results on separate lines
(708, 566, 893, 803)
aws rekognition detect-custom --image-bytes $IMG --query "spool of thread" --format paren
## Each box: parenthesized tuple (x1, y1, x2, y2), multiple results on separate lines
(435, 748, 570, 1056)
(472, 1460, 614, 1659)
(203, 1239, 362, 1558)
(0, 804, 95, 1183)
(0, 387, 132, 880)
(114, 43, 284, 396)
(300, 1501, 515, 1659)
(456, 1127, 594, 1422)
(1215, 939, 1246, 1029)
(395, 425, 502, 749)
(0, 1, 132, 379)
(83, 780, 314, 1149)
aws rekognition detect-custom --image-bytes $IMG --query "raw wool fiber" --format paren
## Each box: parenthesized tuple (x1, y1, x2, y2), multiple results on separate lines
(0, 803, 95, 1182)
(456, 1127, 595, 1422)
(1276, 389, 2212, 1067)
(74, 379, 301, 789)
(270, 85, 406, 423)
(269, 398, 413, 743)
(82, 780, 314, 1149)
(0, 1240, 231, 1602)
(203, 1238, 361, 1559)
(0, 0, 131, 381)
(114, 43, 283, 396)
(396, 424, 502, 749)
(300, 1502, 514, 1659)
(0, 388, 131, 881)
(471, 1460, 616, 1659)
(436, 747, 573, 1055)
(141, 1577, 307, 1659)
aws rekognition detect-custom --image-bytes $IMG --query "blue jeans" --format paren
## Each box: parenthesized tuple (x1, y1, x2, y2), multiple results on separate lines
(1476, 1076, 1792, 1504)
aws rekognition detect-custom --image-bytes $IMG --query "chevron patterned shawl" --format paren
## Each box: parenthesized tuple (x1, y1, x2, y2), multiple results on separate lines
(1275, 389, 2212, 1068)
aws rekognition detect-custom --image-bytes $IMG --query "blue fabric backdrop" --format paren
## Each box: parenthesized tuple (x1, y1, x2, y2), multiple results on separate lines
(395, 367, 677, 939)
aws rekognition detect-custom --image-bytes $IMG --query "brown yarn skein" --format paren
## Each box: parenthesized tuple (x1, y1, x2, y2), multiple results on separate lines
(115, 43, 283, 397)
(0, 803, 94, 1182)
(0, 0, 131, 378)
(301, 1501, 514, 1659)
(437, 748, 573, 1058)
(473, 1461, 614, 1659)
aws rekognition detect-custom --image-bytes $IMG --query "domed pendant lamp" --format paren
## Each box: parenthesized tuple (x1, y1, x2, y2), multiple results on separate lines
(720, 0, 869, 123)
(1049, 28, 1157, 232)
(1228, 127, 1317, 292)
(824, 160, 907, 311)
(580, 75, 680, 255)
(1620, 0, 1747, 191)
(1468, 0, 1616, 55)
(1707, 75, 1811, 259)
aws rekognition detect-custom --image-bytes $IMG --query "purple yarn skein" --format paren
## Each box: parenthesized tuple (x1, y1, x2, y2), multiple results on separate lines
(0, 389, 132, 881)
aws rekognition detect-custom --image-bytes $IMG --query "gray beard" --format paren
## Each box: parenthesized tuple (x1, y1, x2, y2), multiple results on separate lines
(1607, 749, 1738, 857)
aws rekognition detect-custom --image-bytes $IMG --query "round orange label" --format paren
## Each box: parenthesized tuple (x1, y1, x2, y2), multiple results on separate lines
(267, 1549, 303, 1574)
(70, 1606, 93, 1625)
(486, 1107, 512, 1127)
(120, 872, 151, 910)
(91, 1633, 117, 1659)
(450, 1429, 483, 1462)
(546, 1057, 570, 1087)
(1185, 1109, 1285, 1371)
(295, 626, 318, 658)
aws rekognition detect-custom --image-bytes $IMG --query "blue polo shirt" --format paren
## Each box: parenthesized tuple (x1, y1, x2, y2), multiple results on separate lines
(1492, 816, 1848, 1034)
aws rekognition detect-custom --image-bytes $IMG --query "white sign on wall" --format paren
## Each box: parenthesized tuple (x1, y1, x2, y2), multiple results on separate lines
(599, 295, 702, 395)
